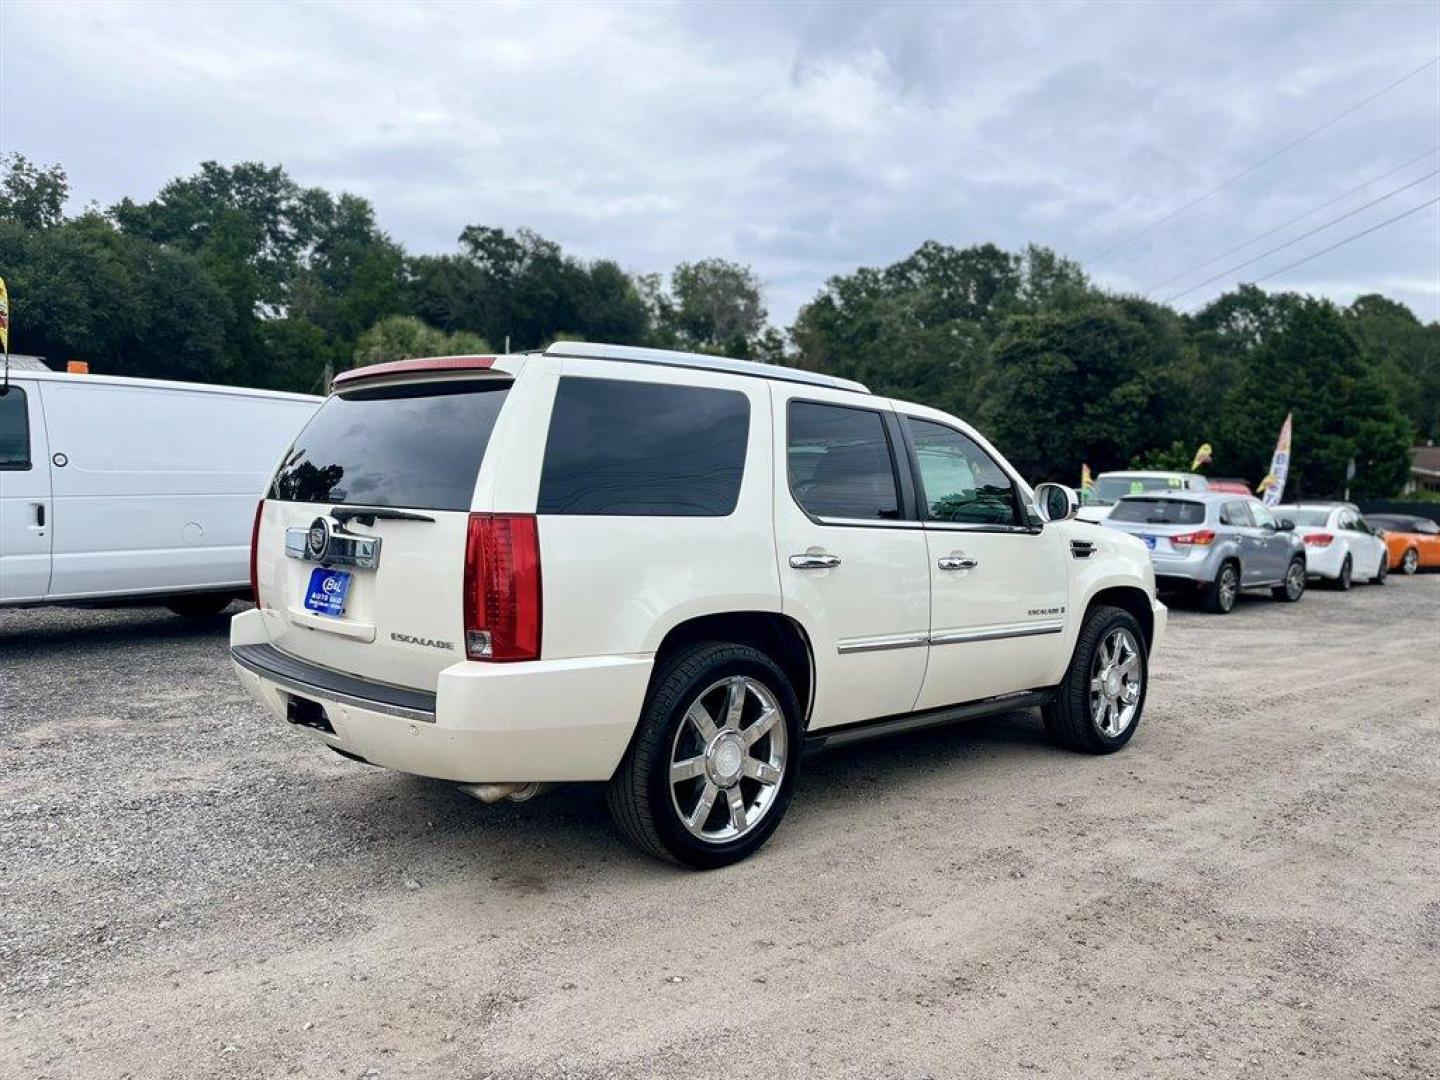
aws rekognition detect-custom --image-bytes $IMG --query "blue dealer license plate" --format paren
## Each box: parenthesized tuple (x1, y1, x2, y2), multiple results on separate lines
(304, 568, 351, 617)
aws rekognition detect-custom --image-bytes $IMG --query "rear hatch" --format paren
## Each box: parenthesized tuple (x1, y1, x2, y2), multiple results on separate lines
(255, 363, 516, 691)
(1104, 497, 1211, 555)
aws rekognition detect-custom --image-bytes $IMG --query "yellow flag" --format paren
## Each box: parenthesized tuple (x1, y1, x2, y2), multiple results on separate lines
(1190, 442, 1212, 471)
(0, 276, 10, 355)
(1080, 463, 1094, 495)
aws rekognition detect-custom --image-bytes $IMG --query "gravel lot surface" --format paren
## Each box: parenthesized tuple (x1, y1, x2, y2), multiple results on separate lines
(3, 577, 1438, 1079)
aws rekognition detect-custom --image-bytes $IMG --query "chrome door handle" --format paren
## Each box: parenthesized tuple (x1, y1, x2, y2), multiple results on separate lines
(789, 553, 841, 569)
(938, 555, 978, 571)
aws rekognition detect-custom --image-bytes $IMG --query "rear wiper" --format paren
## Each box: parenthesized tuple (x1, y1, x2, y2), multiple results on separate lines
(331, 506, 436, 526)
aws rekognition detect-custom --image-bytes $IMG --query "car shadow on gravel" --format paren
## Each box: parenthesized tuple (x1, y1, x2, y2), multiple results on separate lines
(0, 606, 238, 655)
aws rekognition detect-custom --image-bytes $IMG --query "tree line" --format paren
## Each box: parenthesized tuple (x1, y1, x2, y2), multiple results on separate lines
(2, 154, 1434, 499)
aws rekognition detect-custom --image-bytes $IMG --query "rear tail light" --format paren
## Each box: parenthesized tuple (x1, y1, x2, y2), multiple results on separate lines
(1170, 529, 1216, 546)
(249, 500, 265, 607)
(464, 514, 542, 661)
(1303, 532, 1334, 547)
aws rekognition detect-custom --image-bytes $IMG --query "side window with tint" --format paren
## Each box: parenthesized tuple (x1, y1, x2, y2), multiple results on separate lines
(1249, 501, 1276, 529)
(1220, 501, 1251, 527)
(0, 388, 32, 470)
(787, 401, 901, 521)
(905, 417, 1018, 526)
(538, 377, 749, 516)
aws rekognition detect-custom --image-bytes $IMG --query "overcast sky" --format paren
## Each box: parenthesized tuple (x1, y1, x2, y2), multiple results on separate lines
(2, 1, 1437, 325)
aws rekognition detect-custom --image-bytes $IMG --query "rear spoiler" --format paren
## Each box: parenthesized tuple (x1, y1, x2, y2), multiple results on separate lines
(331, 355, 496, 391)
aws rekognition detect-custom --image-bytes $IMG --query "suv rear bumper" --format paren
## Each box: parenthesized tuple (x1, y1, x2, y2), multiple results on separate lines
(230, 610, 650, 783)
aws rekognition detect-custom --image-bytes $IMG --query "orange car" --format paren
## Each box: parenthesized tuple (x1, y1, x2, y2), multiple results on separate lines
(1369, 513, 1440, 574)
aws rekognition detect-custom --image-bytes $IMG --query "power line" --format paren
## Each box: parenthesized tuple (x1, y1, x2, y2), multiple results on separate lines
(1163, 168, 1440, 302)
(1233, 196, 1440, 289)
(1145, 146, 1440, 295)
(1096, 55, 1439, 259)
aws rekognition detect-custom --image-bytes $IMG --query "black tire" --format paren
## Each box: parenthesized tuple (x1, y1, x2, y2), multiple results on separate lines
(606, 641, 801, 869)
(1201, 560, 1240, 614)
(1271, 557, 1306, 602)
(1332, 556, 1353, 591)
(1042, 605, 1148, 754)
(1372, 553, 1388, 585)
(1401, 547, 1419, 575)
(164, 593, 235, 618)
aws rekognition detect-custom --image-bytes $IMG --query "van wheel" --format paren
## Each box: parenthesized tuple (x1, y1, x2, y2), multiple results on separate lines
(1401, 548, 1419, 575)
(606, 642, 800, 869)
(164, 593, 235, 618)
(1202, 561, 1240, 614)
(1042, 605, 1147, 754)
(1271, 558, 1306, 601)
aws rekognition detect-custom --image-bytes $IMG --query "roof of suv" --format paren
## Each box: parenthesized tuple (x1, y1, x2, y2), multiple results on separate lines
(543, 341, 869, 394)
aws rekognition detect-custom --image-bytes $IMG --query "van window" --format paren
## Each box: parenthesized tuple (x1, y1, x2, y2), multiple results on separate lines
(271, 380, 510, 511)
(538, 377, 749, 516)
(0, 388, 31, 470)
(905, 417, 1018, 526)
(787, 402, 901, 521)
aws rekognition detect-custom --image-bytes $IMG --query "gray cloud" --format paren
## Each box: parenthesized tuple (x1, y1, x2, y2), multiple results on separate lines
(2, 0, 1436, 325)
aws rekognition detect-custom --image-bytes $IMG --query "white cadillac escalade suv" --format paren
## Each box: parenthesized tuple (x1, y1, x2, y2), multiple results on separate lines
(232, 342, 1165, 868)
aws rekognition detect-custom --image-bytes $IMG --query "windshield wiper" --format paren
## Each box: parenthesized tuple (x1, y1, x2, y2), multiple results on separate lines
(330, 506, 436, 526)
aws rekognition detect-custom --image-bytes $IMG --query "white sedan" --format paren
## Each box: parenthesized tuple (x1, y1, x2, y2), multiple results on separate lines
(1275, 502, 1388, 589)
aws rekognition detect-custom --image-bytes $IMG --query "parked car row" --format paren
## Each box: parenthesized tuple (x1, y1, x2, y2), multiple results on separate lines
(1093, 481, 1437, 614)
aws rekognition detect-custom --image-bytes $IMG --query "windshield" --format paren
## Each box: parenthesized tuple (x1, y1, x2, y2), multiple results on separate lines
(270, 379, 510, 511)
(1093, 476, 1187, 504)
(1284, 509, 1332, 527)
(1109, 498, 1206, 525)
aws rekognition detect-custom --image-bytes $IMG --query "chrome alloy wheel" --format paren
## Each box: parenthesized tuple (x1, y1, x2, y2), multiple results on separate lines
(1218, 565, 1239, 611)
(1284, 560, 1305, 599)
(1403, 548, 1419, 574)
(1090, 628, 1143, 738)
(669, 676, 787, 844)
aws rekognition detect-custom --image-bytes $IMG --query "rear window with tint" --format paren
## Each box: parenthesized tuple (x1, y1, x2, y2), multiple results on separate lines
(0, 388, 31, 469)
(270, 380, 510, 511)
(538, 377, 749, 516)
(1110, 498, 1206, 526)
(1285, 508, 1332, 527)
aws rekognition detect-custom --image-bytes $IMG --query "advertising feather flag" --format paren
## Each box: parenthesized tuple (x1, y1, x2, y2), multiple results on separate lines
(1190, 442, 1212, 471)
(1258, 414, 1293, 507)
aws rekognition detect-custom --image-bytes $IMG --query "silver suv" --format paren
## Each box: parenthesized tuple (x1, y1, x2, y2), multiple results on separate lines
(1103, 492, 1306, 614)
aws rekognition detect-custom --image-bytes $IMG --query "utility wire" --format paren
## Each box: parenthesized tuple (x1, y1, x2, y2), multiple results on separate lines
(1097, 56, 1439, 259)
(1145, 146, 1440, 294)
(1164, 168, 1440, 302)
(1180, 196, 1440, 295)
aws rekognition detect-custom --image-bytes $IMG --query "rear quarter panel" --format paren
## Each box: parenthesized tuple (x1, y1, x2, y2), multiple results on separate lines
(520, 357, 783, 661)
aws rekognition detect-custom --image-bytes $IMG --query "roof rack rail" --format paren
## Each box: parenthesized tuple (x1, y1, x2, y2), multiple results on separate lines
(542, 341, 869, 394)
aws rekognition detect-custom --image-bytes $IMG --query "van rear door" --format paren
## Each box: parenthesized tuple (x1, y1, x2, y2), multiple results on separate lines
(256, 362, 519, 691)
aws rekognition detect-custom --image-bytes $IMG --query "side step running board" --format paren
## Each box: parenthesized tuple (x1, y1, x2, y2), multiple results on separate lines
(805, 689, 1055, 752)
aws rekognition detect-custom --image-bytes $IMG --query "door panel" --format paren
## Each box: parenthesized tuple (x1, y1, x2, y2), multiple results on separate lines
(901, 414, 1069, 708)
(1246, 500, 1286, 582)
(0, 383, 53, 602)
(919, 527, 1069, 708)
(771, 389, 929, 729)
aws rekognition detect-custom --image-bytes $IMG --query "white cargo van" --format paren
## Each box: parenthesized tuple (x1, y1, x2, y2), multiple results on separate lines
(0, 365, 318, 614)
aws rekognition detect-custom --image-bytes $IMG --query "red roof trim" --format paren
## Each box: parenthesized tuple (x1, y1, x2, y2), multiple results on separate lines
(332, 355, 496, 389)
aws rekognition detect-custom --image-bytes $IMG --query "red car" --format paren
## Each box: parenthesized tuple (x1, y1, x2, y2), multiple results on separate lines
(1205, 478, 1252, 496)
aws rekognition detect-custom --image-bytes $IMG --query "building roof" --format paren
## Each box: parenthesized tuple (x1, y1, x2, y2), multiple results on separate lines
(1411, 446, 1440, 476)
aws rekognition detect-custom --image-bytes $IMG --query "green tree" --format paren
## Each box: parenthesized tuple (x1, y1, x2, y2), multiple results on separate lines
(1345, 294, 1439, 442)
(0, 154, 69, 230)
(1218, 295, 1411, 498)
(669, 258, 767, 354)
(352, 315, 490, 368)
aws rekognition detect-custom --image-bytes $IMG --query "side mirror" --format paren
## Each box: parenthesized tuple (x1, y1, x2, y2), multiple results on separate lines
(1277, 518, 1294, 532)
(1034, 482, 1079, 523)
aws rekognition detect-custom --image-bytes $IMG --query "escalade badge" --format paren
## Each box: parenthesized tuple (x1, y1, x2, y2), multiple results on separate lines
(390, 633, 455, 651)
(307, 518, 331, 561)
